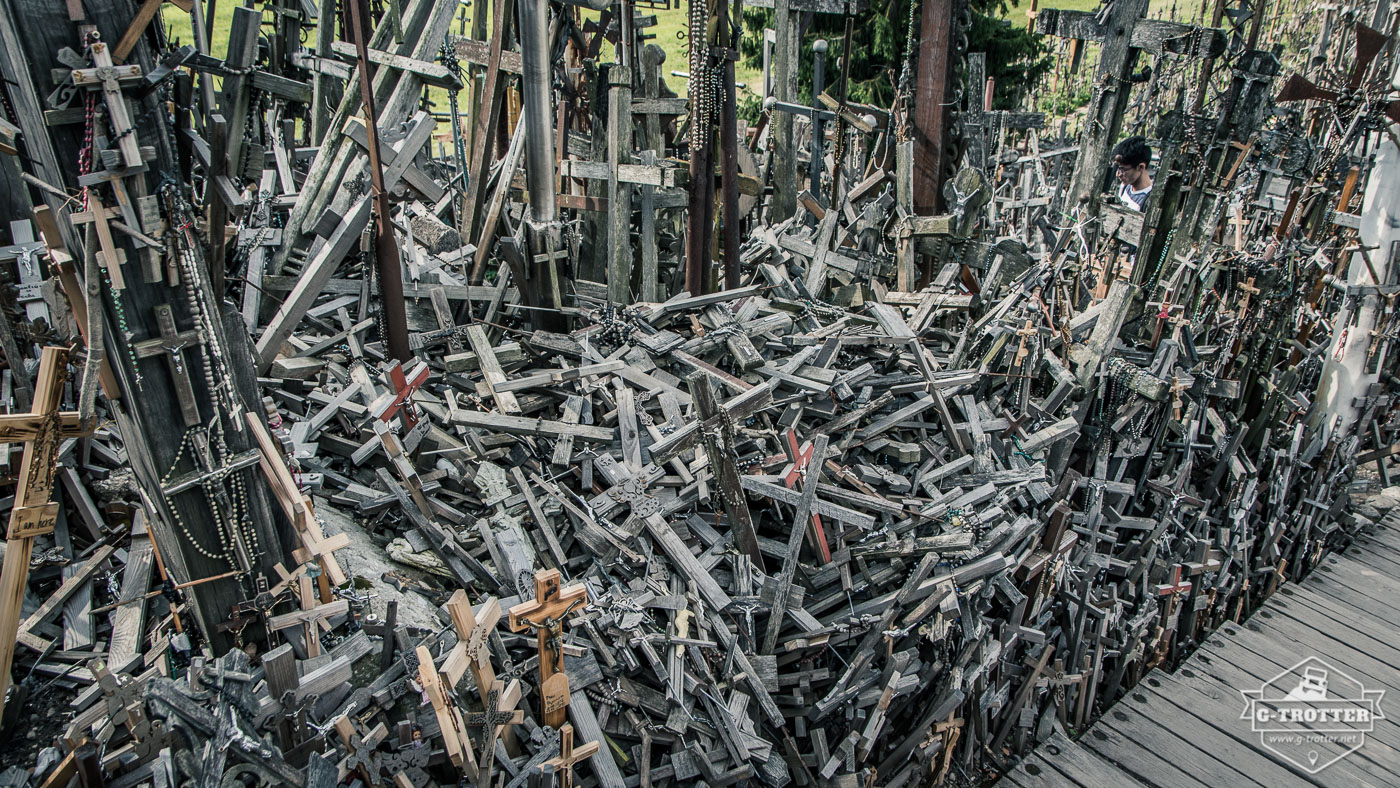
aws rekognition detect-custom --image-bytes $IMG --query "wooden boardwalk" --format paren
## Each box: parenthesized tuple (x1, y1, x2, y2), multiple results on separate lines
(999, 512, 1400, 787)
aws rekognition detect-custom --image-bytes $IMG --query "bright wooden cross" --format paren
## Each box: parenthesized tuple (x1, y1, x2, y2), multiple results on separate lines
(445, 590, 501, 705)
(540, 723, 599, 788)
(508, 569, 588, 728)
(1012, 319, 1037, 370)
(0, 347, 91, 715)
(415, 644, 479, 778)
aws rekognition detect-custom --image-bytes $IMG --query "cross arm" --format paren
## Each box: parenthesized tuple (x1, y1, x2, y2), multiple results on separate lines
(1037, 9, 1226, 59)
(0, 412, 89, 443)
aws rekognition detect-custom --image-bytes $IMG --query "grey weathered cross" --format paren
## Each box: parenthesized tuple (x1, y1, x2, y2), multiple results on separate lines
(464, 679, 523, 787)
(0, 221, 49, 324)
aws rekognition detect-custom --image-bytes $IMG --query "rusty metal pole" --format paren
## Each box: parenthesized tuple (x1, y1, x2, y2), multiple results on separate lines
(348, 0, 412, 362)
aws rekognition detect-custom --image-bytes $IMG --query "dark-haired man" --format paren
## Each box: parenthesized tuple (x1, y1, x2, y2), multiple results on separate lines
(1111, 136, 1154, 212)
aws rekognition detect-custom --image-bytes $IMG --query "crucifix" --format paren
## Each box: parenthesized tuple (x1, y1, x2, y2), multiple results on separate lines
(464, 679, 524, 787)
(0, 347, 90, 716)
(368, 358, 430, 439)
(132, 304, 204, 429)
(445, 590, 502, 707)
(761, 432, 829, 655)
(508, 569, 589, 729)
(415, 644, 480, 777)
(1, 221, 49, 324)
(539, 723, 600, 788)
(1151, 563, 1193, 658)
(689, 371, 763, 567)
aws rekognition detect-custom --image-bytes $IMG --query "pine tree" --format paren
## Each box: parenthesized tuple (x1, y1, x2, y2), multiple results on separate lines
(740, 0, 1049, 112)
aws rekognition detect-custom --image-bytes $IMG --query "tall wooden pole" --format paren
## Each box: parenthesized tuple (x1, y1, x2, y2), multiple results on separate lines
(720, 0, 742, 288)
(348, 0, 411, 362)
(911, 0, 957, 215)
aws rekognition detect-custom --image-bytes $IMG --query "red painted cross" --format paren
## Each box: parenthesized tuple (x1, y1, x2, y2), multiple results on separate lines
(370, 359, 429, 429)
(1154, 564, 1192, 597)
(782, 429, 832, 564)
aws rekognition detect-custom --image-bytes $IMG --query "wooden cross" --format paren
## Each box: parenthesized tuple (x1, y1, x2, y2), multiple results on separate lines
(960, 53, 1044, 176)
(931, 711, 964, 785)
(132, 304, 204, 428)
(540, 723, 600, 788)
(464, 679, 523, 786)
(689, 371, 764, 567)
(780, 428, 832, 563)
(1012, 319, 1037, 370)
(445, 590, 502, 705)
(0, 347, 90, 715)
(1037, 1, 1225, 214)
(369, 359, 429, 430)
(1, 221, 49, 324)
(1237, 276, 1261, 317)
(508, 569, 588, 729)
(70, 41, 144, 169)
(68, 195, 129, 289)
(415, 644, 479, 777)
(267, 591, 347, 659)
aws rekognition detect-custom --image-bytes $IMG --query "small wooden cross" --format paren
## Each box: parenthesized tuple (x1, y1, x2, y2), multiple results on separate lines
(780, 428, 831, 563)
(931, 711, 964, 785)
(464, 679, 523, 787)
(70, 41, 144, 169)
(1012, 319, 1037, 370)
(1237, 276, 1260, 316)
(508, 569, 588, 729)
(133, 304, 203, 428)
(415, 644, 479, 777)
(68, 195, 129, 289)
(540, 723, 600, 788)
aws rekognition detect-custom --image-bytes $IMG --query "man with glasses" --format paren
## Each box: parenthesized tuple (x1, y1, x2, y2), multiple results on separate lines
(1111, 135, 1154, 212)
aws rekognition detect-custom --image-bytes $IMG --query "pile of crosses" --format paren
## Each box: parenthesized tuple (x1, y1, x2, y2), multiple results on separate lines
(0, 0, 1397, 784)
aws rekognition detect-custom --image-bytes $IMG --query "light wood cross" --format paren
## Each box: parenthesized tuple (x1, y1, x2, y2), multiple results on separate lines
(70, 42, 144, 169)
(540, 723, 600, 788)
(415, 644, 479, 778)
(0, 347, 91, 715)
(508, 569, 588, 728)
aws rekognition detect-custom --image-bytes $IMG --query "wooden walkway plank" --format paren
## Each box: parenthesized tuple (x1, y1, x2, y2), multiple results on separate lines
(1311, 555, 1400, 599)
(1143, 670, 1386, 788)
(1111, 678, 1313, 787)
(1337, 536, 1400, 573)
(1239, 608, 1400, 698)
(1096, 703, 1272, 788)
(1032, 731, 1146, 786)
(1079, 715, 1218, 788)
(1191, 636, 1400, 762)
(1274, 586, 1400, 652)
(1289, 574, 1400, 629)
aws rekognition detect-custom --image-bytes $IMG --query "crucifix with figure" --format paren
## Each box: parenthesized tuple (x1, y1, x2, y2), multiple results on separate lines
(540, 723, 600, 788)
(508, 569, 588, 729)
(133, 304, 204, 428)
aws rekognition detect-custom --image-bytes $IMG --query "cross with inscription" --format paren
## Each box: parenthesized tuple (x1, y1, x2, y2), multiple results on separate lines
(508, 569, 589, 729)
(539, 723, 600, 788)
(133, 304, 204, 428)
(0, 348, 90, 716)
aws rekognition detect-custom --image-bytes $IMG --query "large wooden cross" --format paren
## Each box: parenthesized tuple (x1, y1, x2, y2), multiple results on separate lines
(70, 41, 144, 169)
(508, 569, 588, 728)
(1037, 1, 1226, 215)
(0, 347, 90, 714)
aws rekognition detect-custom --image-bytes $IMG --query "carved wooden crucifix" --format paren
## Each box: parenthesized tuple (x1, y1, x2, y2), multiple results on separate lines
(0, 347, 90, 715)
(70, 41, 144, 169)
(464, 678, 523, 786)
(540, 723, 600, 788)
(508, 569, 588, 729)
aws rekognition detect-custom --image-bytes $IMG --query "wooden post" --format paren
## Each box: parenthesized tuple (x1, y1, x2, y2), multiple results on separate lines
(911, 0, 957, 216)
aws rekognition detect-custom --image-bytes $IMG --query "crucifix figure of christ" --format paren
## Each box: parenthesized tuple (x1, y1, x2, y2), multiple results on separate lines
(1, 221, 50, 325)
(0, 347, 91, 715)
(369, 358, 430, 442)
(1036, 0, 1225, 216)
(132, 304, 204, 429)
(508, 569, 589, 729)
(540, 723, 600, 788)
